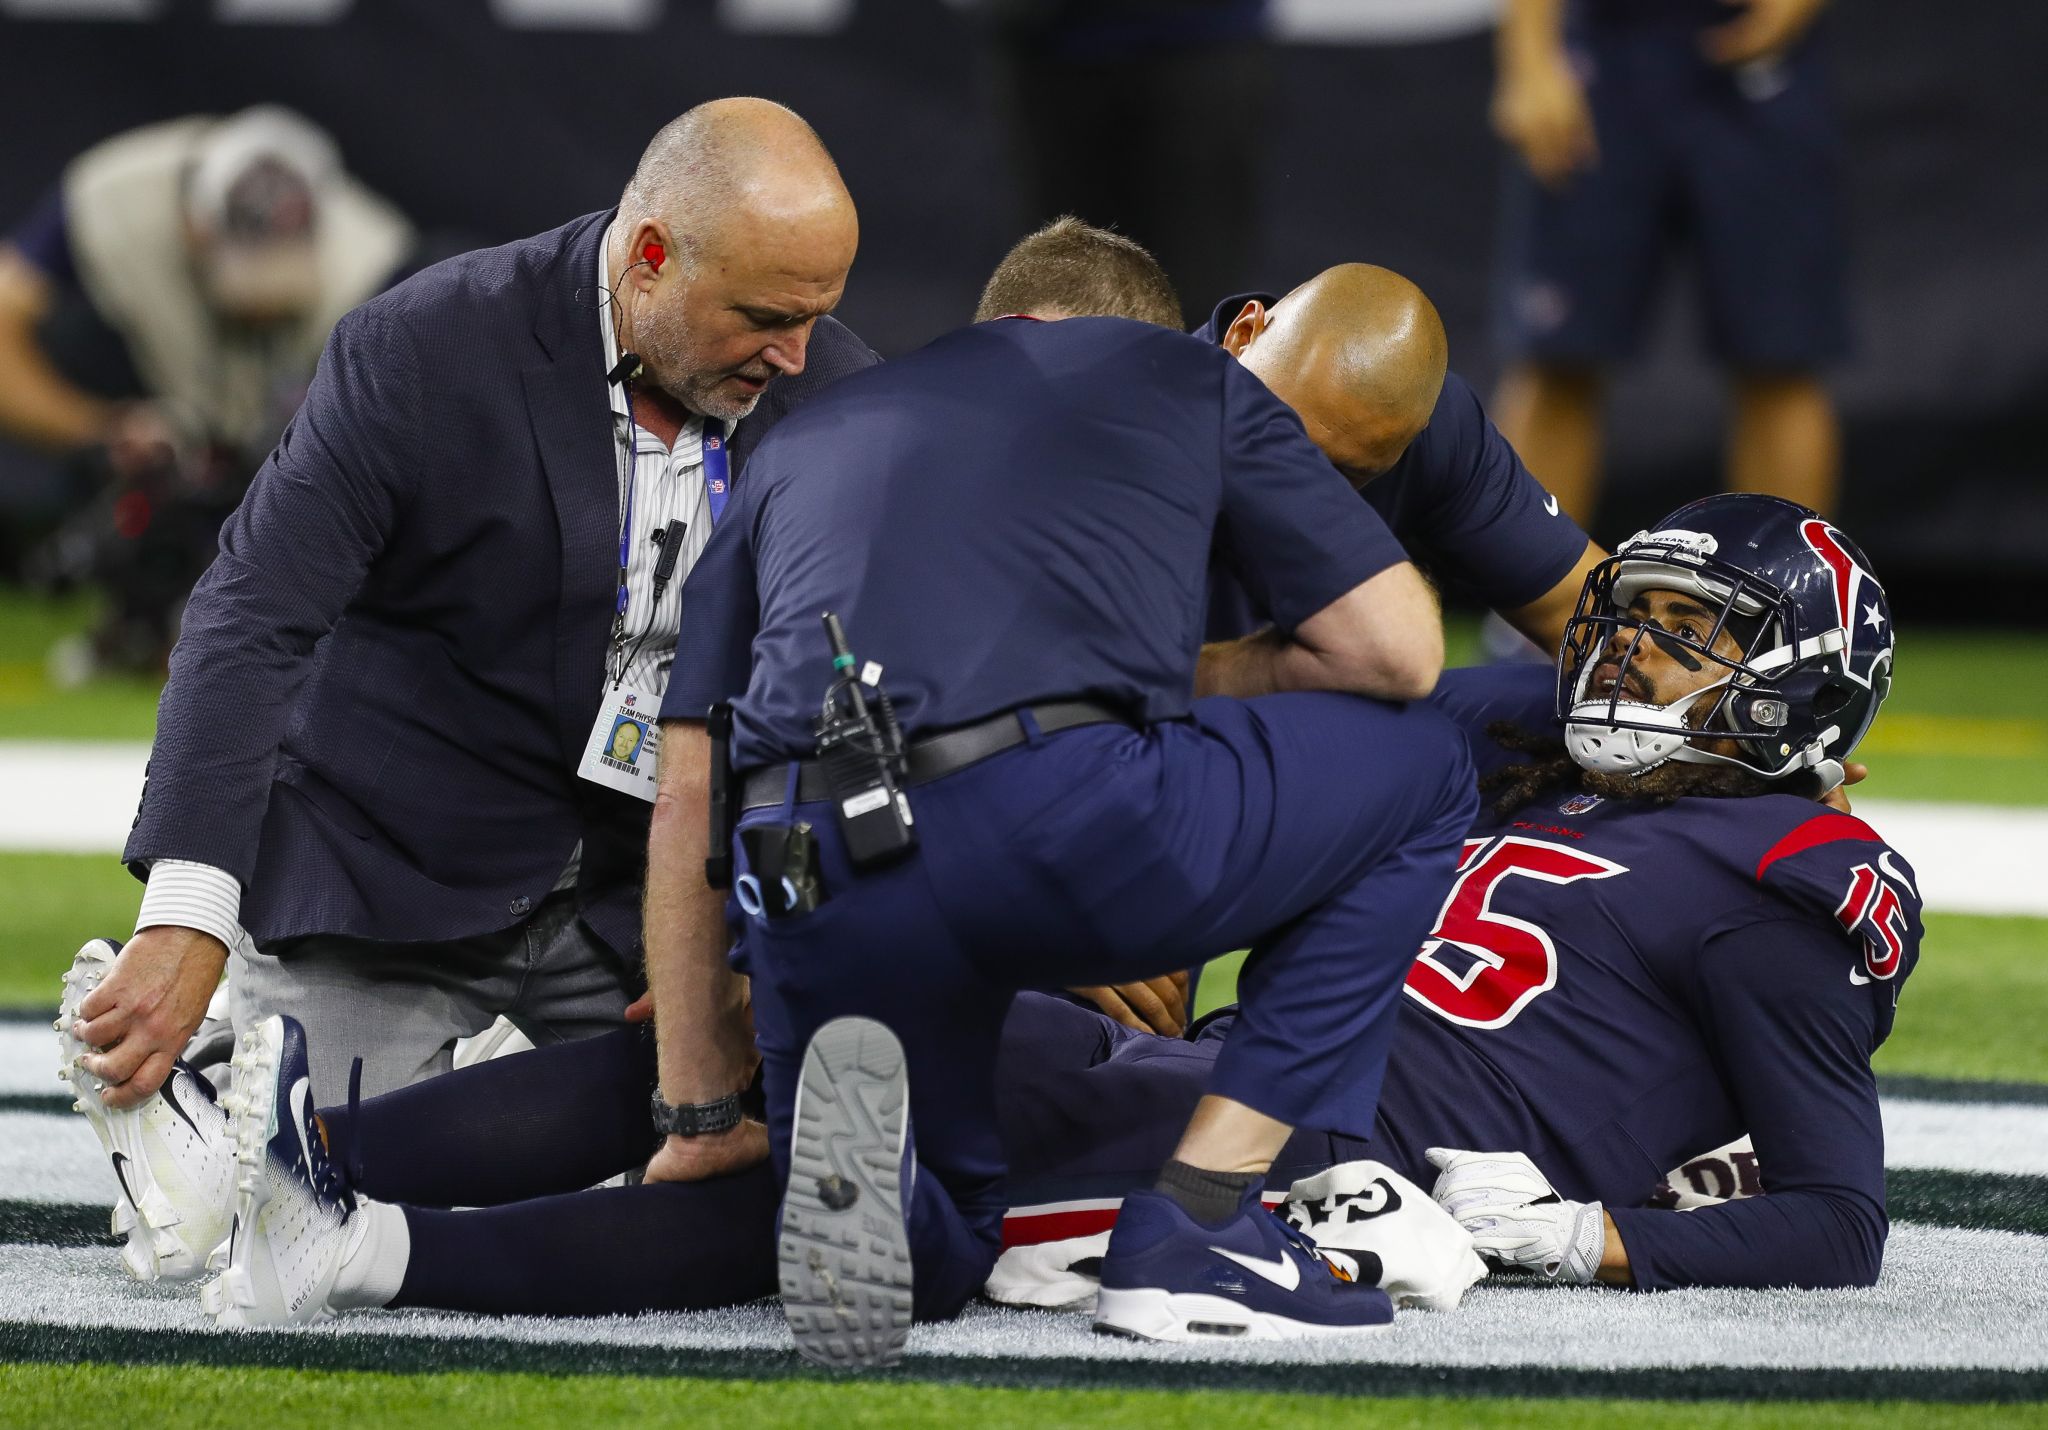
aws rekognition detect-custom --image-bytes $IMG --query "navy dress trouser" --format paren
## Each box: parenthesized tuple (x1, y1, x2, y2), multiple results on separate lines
(737, 692, 1477, 1320)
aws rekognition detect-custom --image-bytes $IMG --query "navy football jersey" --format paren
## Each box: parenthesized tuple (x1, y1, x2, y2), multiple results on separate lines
(1372, 667, 1922, 1288)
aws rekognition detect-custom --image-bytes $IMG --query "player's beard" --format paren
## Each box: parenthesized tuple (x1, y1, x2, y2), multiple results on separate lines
(634, 300, 765, 424)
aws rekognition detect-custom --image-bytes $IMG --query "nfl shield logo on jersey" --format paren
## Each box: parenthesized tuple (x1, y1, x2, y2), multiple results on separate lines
(1558, 793, 1603, 816)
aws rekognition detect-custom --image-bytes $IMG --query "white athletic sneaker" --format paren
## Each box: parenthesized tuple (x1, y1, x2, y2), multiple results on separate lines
(201, 1014, 408, 1327)
(56, 938, 235, 1282)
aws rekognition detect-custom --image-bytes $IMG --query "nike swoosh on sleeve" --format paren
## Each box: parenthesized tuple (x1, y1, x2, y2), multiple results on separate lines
(1543, 493, 1560, 516)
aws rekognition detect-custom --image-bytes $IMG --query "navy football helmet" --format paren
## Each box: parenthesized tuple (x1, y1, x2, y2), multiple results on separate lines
(1557, 494, 1895, 795)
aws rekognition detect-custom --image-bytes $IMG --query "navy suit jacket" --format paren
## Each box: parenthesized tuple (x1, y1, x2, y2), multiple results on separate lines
(124, 211, 879, 957)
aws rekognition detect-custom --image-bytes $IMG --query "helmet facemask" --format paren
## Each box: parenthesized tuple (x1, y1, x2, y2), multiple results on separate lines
(1557, 538, 1835, 787)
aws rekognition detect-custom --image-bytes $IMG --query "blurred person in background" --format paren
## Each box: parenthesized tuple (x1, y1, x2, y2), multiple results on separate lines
(958, 0, 1272, 308)
(1488, 0, 1846, 530)
(0, 106, 415, 679)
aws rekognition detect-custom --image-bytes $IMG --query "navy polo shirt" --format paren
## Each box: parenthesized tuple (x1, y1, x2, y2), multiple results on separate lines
(664, 316, 1406, 767)
(1197, 294, 1588, 639)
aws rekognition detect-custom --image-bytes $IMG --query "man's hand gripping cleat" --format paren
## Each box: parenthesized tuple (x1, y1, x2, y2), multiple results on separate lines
(56, 938, 234, 1282)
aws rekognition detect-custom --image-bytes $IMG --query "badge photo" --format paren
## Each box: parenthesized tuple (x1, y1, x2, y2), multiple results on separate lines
(578, 685, 662, 801)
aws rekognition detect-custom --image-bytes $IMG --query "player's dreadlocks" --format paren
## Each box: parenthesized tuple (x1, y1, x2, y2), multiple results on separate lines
(1480, 722, 1775, 817)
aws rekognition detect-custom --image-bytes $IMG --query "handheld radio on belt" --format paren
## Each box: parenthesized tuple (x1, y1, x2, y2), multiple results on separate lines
(812, 611, 918, 868)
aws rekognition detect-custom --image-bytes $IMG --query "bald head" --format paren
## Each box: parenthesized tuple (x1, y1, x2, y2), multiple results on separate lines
(621, 97, 855, 273)
(611, 98, 858, 422)
(1222, 264, 1448, 485)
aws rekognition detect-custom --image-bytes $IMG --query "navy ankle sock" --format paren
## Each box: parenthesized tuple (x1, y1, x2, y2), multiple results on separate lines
(390, 1169, 780, 1315)
(318, 1027, 658, 1208)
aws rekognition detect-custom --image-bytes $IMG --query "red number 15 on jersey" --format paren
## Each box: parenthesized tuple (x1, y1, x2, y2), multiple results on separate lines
(1404, 836, 1630, 1030)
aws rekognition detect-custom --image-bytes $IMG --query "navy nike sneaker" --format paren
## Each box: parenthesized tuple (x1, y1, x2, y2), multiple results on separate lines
(202, 1014, 404, 1326)
(56, 938, 235, 1282)
(779, 1016, 916, 1370)
(1093, 1186, 1394, 1342)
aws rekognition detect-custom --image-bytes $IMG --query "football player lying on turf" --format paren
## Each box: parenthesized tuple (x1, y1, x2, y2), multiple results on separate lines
(993, 492, 1916, 1293)
(55, 492, 1914, 1320)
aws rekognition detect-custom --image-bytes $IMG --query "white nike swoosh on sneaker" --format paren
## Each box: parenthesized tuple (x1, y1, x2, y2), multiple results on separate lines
(289, 1078, 315, 1175)
(1210, 1245, 1301, 1290)
(1543, 493, 1561, 516)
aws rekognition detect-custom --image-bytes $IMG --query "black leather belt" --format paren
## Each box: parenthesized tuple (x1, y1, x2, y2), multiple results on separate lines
(738, 699, 1129, 812)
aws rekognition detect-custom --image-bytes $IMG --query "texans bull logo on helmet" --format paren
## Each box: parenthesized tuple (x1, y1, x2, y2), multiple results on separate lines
(1799, 517, 1892, 693)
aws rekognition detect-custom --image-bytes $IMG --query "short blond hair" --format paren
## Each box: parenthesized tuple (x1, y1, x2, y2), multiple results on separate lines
(974, 217, 1183, 328)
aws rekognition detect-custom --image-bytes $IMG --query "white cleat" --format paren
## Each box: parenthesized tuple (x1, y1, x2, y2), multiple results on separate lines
(202, 1014, 383, 1328)
(56, 938, 234, 1282)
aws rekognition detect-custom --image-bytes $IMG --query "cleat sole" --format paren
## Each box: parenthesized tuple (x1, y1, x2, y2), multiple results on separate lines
(779, 1017, 914, 1371)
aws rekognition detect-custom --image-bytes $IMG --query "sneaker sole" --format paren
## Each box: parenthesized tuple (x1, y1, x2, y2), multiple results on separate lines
(1094, 1286, 1394, 1343)
(779, 1016, 914, 1370)
(202, 1018, 292, 1327)
(55, 938, 209, 1283)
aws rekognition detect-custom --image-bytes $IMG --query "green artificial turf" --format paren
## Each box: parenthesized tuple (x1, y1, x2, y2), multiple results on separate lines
(1871, 914, 2048, 1083)
(0, 853, 137, 1008)
(1, 1364, 2042, 1430)
(1854, 632, 2048, 806)
(0, 590, 160, 741)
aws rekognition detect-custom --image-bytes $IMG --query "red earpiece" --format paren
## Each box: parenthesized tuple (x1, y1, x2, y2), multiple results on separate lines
(642, 242, 665, 272)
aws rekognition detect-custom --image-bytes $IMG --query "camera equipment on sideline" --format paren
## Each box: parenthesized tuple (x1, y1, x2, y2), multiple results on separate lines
(25, 439, 249, 681)
(812, 611, 917, 868)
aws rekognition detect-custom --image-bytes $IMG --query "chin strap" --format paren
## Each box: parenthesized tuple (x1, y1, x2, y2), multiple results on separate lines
(1564, 673, 1735, 777)
(1567, 693, 1844, 793)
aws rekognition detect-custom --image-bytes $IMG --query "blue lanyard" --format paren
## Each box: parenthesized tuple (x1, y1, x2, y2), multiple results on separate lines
(703, 418, 731, 525)
(614, 392, 732, 622)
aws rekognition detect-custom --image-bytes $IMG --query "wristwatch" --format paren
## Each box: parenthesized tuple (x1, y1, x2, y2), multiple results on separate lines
(650, 1089, 745, 1138)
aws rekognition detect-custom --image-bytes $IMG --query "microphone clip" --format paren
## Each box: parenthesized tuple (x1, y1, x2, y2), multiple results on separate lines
(607, 352, 644, 387)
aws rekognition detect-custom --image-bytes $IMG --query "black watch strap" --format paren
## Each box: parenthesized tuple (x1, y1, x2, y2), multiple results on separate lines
(650, 1089, 744, 1138)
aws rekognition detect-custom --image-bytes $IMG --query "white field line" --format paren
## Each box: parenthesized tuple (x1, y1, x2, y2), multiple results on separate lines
(0, 747, 2043, 917)
(1, 1224, 2045, 1371)
(1879, 1100, 2048, 1178)
(0, 743, 147, 856)
(1855, 799, 2048, 918)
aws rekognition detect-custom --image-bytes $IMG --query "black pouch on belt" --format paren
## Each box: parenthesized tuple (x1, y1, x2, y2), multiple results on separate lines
(739, 822, 827, 919)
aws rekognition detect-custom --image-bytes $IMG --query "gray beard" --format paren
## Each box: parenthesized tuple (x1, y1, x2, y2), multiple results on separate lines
(629, 296, 763, 423)
(675, 378, 761, 424)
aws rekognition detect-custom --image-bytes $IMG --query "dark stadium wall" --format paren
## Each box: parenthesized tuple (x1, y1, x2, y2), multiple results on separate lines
(4, 0, 2043, 619)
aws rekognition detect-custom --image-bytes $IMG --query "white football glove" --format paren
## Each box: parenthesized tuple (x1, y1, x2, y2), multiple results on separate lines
(1425, 1147, 1607, 1287)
